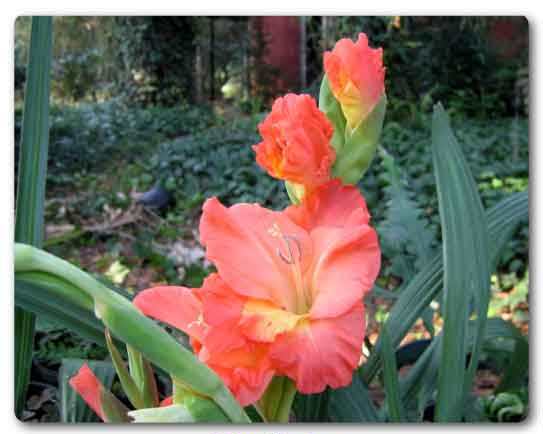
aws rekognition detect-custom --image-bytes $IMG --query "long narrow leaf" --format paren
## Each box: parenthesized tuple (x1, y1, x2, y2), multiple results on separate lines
(432, 104, 491, 421)
(361, 190, 527, 384)
(293, 390, 330, 422)
(14, 16, 53, 416)
(485, 319, 529, 393)
(15, 271, 126, 348)
(327, 373, 380, 422)
(400, 337, 442, 420)
(399, 317, 525, 420)
(381, 328, 405, 422)
(105, 330, 144, 409)
(14, 19, 52, 242)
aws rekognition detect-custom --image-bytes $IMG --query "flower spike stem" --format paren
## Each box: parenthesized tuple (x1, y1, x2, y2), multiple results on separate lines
(275, 378, 297, 423)
(257, 376, 297, 423)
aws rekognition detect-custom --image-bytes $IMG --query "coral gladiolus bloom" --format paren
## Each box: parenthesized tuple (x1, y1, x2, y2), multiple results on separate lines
(202, 179, 380, 394)
(135, 180, 380, 399)
(253, 93, 335, 190)
(324, 33, 385, 130)
(69, 363, 107, 421)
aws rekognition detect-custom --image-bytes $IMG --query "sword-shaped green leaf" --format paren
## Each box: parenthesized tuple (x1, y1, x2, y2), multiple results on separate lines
(105, 330, 144, 409)
(431, 104, 491, 421)
(14, 16, 53, 416)
(361, 190, 527, 384)
(381, 328, 405, 422)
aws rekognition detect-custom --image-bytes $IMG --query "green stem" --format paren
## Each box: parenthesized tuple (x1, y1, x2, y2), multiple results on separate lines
(257, 376, 297, 423)
(275, 378, 297, 423)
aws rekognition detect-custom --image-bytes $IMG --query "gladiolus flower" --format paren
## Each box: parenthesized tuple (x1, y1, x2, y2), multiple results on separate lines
(253, 93, 336, 191)
(70, 363, 130, 422)
(199, 179, 380, 394)
(135, 180, 380, 401)
(324, 33, 385, 130)
(69, 363, 107, 421)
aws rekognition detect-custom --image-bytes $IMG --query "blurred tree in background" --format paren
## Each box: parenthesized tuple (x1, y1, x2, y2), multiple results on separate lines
(14, 16, 528, 120)
(14, 16, 529, 194)
(114, 17, 196, 106)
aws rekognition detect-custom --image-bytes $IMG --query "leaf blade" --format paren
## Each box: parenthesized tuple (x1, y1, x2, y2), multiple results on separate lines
(105, 330, 145, 409)
(327, 374, 380, 422)
(431, 104, 491, 421)
(381, 328, 405, 422)
(14, 16, 53, 416)
(361, 190, 528, 384)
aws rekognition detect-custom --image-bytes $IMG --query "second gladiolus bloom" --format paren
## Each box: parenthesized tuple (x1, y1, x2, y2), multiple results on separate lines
(134, 180, 380, 405)
(253, 93, 336, 193)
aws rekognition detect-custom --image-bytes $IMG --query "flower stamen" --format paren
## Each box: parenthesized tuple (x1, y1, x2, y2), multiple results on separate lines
(276, 235, 302, 265)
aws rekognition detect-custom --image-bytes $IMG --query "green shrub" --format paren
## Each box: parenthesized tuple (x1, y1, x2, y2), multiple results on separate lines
(363, 116, 529, 277)
(15, 100, 215, 181)
(146, 117, 288, 212)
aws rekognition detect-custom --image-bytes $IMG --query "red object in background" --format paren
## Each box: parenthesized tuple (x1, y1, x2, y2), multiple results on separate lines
(487, 17, 528, 60)
(254, 17, 301, 93)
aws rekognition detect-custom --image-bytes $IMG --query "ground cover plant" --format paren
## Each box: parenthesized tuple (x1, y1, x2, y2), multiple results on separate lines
(15, 17, 528, 423)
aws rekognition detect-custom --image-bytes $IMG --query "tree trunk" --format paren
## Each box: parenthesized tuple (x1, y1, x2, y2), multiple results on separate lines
(299, 17, 307, 89)
(322, 16, 336, 50)
(209, 17, 215, 101)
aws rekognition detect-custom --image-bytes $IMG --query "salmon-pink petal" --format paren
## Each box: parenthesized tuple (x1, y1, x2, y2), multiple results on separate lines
(198, 273, 244, 328)
(285, 179, 370, 231)
(69, 363, 106, 421)
(211, 363, 274, 407)
(199, 197, 312, 312)
(203, 343, 275, 406)
(198, 274, 247, 354)
(270, 302, 365, 394)
(201, 326, 247, 359)
(133, 286, 205, 341)
(309, 224, 380, 318)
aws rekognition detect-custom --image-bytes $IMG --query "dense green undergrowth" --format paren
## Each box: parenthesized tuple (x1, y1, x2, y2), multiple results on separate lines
(15, 100, 216, 183)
